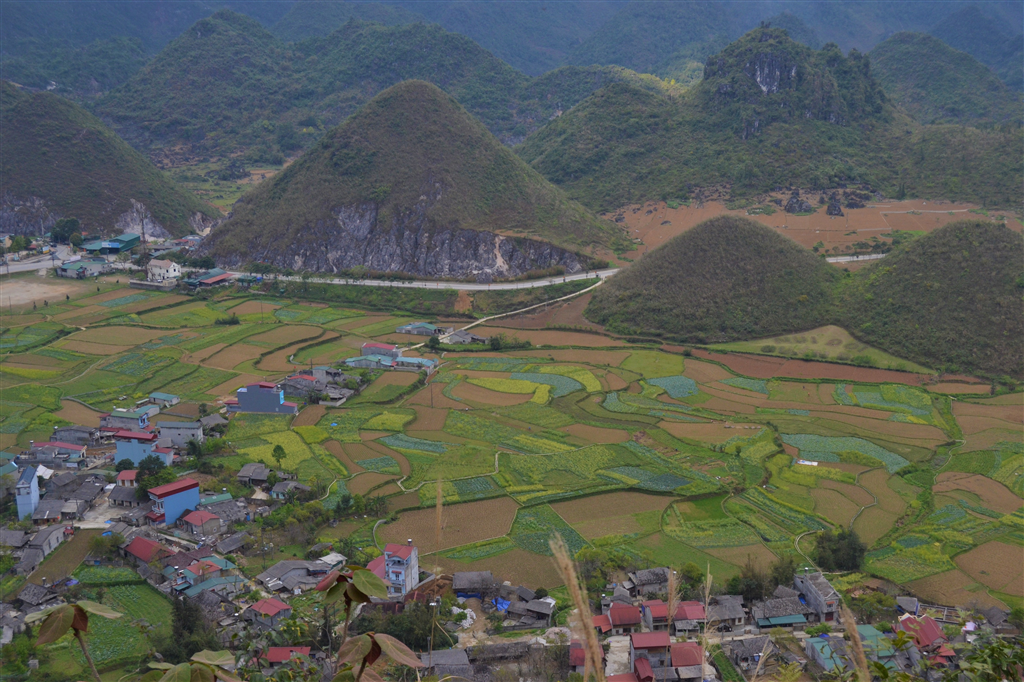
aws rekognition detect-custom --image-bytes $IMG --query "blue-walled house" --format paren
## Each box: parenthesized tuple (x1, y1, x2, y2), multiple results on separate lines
(146, 478, 200, 525)
(15, 467, 39, 521)
(114, 431, 174, 467)
(226, 382, 298, 415)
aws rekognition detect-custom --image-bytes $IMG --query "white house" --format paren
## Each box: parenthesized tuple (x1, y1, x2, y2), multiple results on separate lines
(147, 259, 181, 282)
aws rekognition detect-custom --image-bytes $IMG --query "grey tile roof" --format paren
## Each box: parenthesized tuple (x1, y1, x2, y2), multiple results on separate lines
(709, 595, 745, 621)
(752, 597, 812, 619)
(453, 571, 494, 591)
(18, 583, 55, 606)
(632, 567, 670, 586)
(728, 635, 776, 660)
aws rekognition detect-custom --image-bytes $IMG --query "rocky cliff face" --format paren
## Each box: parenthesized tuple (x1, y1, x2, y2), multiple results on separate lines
(208, 202, 585, 282)
(0, 194, 61, 236)
(115, 199, 173, 239)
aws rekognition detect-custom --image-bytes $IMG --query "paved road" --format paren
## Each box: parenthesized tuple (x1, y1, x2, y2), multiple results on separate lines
(238, 267, 620, 291)
(1, 245, 72, 274)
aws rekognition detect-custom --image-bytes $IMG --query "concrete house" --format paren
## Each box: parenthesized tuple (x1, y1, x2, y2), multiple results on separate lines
(146, 478, 201, 525)
(181, 510, 222, 536)
(394, 356, 436, 372)
(256, 560, 330, 593)
(641, 599, 670, 631)
(360, 342, 401, 358)
(805, 625, 895, 674)
(52, 425, 100, 446)
(625, 567, 670, 597)
(673, 601, 707, 636)
(753, 597, 812, 630)
(729, 635, 778, 675)
(395, 322, 451, 336)
(147, 259, 181, 282)
(452, 571, 495, 598)
(109, 486, 143, 508)
(31, 499, 65, 525)
(237, 463, 270, 487)
(226, 382, 298, 415)
(246, 598, 293, 630)
(446, 329, 488, 345)
(57, 258, 109, 278)
(708, 594, 746, 629)
(278, 374, 325, 398)
(270, 481, 310, 500)
(157, 422, 204, 448)
(149, 392, 180, 408)
(114, 431, 174, 467)
(123, 535, 171, 565)
(15, 467, 39, 521)
(794, 571, 840, 623)
(101, 409, 152, 431)
(629, 631, 671, 670)
(380, 541, 419, 598)
(344, 354, 396, 370)
(594, 603, 643, 636)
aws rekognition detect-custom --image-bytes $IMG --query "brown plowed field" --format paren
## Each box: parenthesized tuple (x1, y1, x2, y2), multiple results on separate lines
(451, 382, 532, 406)
(681, 359, 733, 383)
(954, 541, 1024, 595)
(820, 479, 875, 507)
(373, 483, 403, 497)
(380, 496, 520, 553)
(348, 472, 398, 495)
(54, 399, 104, 426)
(209, 373, 263, 398)
(701, 383, 766, 406)
(908, 569, 1007, 610)
(706, 544, 778, 568)
(470, 327, 622, 347)
(973, 393, 1024, 406)
(363, 440, 411, 476)
(228, 300, 281, 315)
(510, 349, 631, 366)
(690, 349, 928, 384)
(205, 343, 264, 370)
(182, 343, 226, 364)
(801, 411, 947, 443)
(53, 304, 106, 321)
(962, 428, 1022, 452)
(957, 416, 1021, 435)
(408, 383, 464, 409)
(294, 405, 326, 427)
(604, 372, 628, 390)
(248, 325, 321, 345)
(852, 506, 897, 545)
(324, 441, 364, 473)
(953, 402, 1023, 424)
(699, 397, 756, 415)
(389, 492, 422, 511)
(410, 406, 449, 431)
(434, 548, 562, 589)
(122, 294, 189, 314)
(490, 293, 603, 332)
(928, 383, 992, 395)
(77, 288, 152, 304)
(811, 488, 861, 526)
(561, 423, 630, 443)
(60, 340, 133, 355)
(660, 422, 763, 444)
(551, 491, 673, 524)
(74, 326, 173, 345)
(933, 473, 1022, 514)
(259, 332, 337, 372)
(860, 469, 906, 514)
(818, 383, 837, 404)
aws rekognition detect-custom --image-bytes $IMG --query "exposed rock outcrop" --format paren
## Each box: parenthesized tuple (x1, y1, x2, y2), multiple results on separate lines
(784, 191, 814, 214)
(207, 203, 585, 283)
(115, 199, 172, 240)
(0, 194, 61, 236)
(826, 192, 844, 216)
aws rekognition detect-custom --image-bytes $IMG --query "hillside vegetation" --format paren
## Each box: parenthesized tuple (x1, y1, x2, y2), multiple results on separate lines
(587, 216, 1024, 377)
(929, 5, 1023, 90)
(586, 216, 839, 342)
(96, 11, 670, 163)
(0, 81, 217, 237)
(870, 33, 1021, 125)
(520, 28, 1023, 210)
(203, 81, 620, 274)
(839, 221, 1024, 378)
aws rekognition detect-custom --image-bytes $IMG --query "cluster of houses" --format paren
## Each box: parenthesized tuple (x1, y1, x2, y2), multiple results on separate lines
(395, 321, 487, 345)
(343, 342, 437, 372)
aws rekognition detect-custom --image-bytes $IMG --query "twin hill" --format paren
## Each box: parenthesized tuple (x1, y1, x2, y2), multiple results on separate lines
(519, 28, 1023, 211)
(201, 81, 620, 281)
(0, 80, 217, 238)
(586, 217, 1024, 377)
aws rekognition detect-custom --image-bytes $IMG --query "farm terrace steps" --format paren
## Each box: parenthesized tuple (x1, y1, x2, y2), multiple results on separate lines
(689, 348, 937, 384)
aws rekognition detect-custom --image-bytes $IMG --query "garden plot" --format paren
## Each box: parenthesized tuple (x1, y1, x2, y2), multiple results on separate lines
(853, 506, 899, 546)
(53, 399, 104, 426)
(410, 406, 448, 431)
(258, 333, 337, 372)
(908, 569, 1008, 610)
(348, 472, 398, 495)
(955, 541, 1024, 595)
(247, 324, 322, 346)
(142, 301, 226, 327)
(497, 402, 574, 429)
(859, 469, 907, 514)
(59, 340, 134, 355)
(227, 300, 281, 315)
(204, 343, 266, 370)
(510, 349, 631, 366)
(661, 422, 765, 445)
(433, 548, 563, 589)
(705, 543, 778, 568)
(509, 504, 589, 556)
(452, 381, 533, 405)
(235, 430, 313, 470)
(810, 488, 862, 526)
(781, 434, 910, 472)
(561, 423, 630, 443)
(380, 497, 519, 553)
(629, 532, 738, 579)
(933, 473, 1022, 514)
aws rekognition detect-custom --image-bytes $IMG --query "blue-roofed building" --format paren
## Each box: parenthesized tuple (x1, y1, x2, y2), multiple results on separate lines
(395, 322, 452, 336)
(149, 392, 180, 407)
(15, 467, 39, 521)
(345, 354, 397, 370)
(81, 234, 141, 255)
(395, 356, 437, 372)
(805, 626, 897, 673)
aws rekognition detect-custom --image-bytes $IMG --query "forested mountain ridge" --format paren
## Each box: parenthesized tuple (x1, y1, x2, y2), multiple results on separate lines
(519, 28, 1023, 211)
(201, 81, 622, 280)
(0, 81, 218, 238)
(94, 11, 671, 165)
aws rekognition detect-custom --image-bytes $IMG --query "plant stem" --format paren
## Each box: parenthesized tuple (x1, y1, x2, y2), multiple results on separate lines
(75, 629, 102, 682)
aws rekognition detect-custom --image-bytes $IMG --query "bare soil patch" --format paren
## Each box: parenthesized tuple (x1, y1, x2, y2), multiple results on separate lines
(248, 325, 321, 345)
(389, 492, 422, 511)
(3, 281, 90, 308)
(954, 541, 1024, 595)
(380, 496, 520, 553)
(701, 383, 766, 406)
(957, 415, 1020, 435)
(699, 396, 756, 415)
(690, 349, 928, 384)
(182, 342, 226, 364)
(933, 473, 1022, 514)
(852, 506, 897, 546)
(452, 382, 532, 406)
(552, 492, 672, 525)
(74, 326, 173, 345)
(0, 313, 46, 328)
(411, 406, 448, 431)
(953, 402, 1023, 424)
(659, 421, 763, 445)
(334, 315, 383, 330)
(324, 441, 364, 474)
(259, 332, 337, 372)
(348, 472, 398, 496)
(122, 294, 188, 314)
(908, 569, 1007, 610)
(60, 340, 133, 355)
(228, 300, 281, 315)
(860, 469, 906, 514)
(811, 488, 861, 526)
(55, 399, 104, 426)
(561, 423, 630, 443)
(209, 373, 263, 399)
(471, 327, 622, 347)
(706, 544, 778, 568)
(681, 359, 733, 384)
(205, 343, 265, 370)
(434, 547, 561, 589)
(53, 304, 107, 321)
(371, 372, 420, 388)
(408, 383, 464, 409)
(294, 405, 326, 427)
(818, 383, 838, 404)
(820, 479, 875, 507)
(963, 428, 1023, 452)
(929, 383, 992, 395)
(491, 293, 602, 332)
(26, 529, 101, 585)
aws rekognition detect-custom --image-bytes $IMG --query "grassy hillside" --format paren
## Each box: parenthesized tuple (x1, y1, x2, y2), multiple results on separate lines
(0, 81, 217, 237)
(96, 11, 670, 162)
(519, 28, 1023, 210)
(586, 216, 839, 342)
(271, 2, 420, 40)
(0, 37, 148, 98)
(204, 81, 621, 265)
(929, 5, 1023, 90)
(839, 221, 1024, 377)
(870, 33, 1021, 125)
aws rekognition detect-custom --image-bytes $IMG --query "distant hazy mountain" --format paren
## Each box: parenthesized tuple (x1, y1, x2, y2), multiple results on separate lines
(870, 33, 1021, 125)
(0, 81, 218, 238)
(201, 81, 621, 279)
(929, 5, 1023, 90)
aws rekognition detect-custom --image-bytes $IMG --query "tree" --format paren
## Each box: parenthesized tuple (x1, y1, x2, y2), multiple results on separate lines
(427, 335, 440, 350)
(69, 232, 83, 248)
(137, 454, 165, 479)
(815, 528, 866, 571)
(186, 439, 203, 460)
(769, 554, 798, 589)
(155, 598, 222, 663)
(115, 458, 135, 472)
(51, 218, 80, 243)
(272, 444, 286, 469)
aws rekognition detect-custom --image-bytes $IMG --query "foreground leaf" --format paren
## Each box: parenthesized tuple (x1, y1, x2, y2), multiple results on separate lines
(157, 662, 193, 682)
(351, 569, 387, 599)
(374, 633, 424, 668)
(77, 601, 123, 619)
(191, 651, 234, 667)
(336, 634, 372, 665)
(190, 663, 215, 682)
(35, 605, 75, 644)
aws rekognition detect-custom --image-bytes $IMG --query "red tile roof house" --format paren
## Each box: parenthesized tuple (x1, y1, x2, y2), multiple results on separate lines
(594, 602, 643, 636)
(180, 509, 222, 536)
(145, 478, 201, 526)
(116, 470, 138, 487)
(641, 599, 670, 631)
(245, 597, 293, 630)
(672, 600, 707, 636)
(896, 614, 956, 669)
(123, 535, 172, 565)
(629, 631, 671, 670)
(569, 640, 606, 675)
(259, 647, 311, 670)
(671, 642, 706, 682)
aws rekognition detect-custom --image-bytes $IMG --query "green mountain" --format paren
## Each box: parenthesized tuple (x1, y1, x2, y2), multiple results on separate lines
(0, 81, 218, 238)
(271, 1, 420, 40)
(762, 12, 821, 49)
(96, 11, 669, 164)
(519, 28, 1023, 211)
(929, 5, 1023, 90)
(201, 81, 621, 279)
(585, 216, 839, 342)
(839, 221, 1024, 377)
(870, 33, 1022, 125)
(1, 37, 148, 98)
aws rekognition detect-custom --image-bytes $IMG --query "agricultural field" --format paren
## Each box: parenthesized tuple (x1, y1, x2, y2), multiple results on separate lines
(1, 277, 1020, 605)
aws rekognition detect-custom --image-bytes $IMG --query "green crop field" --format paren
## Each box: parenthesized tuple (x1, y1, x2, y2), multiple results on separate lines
(2, 278, 1018, 602)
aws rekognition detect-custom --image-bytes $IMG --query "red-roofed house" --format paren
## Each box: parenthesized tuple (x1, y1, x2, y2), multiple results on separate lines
(246, 598, 293, 630)
(360, 342, 401, 359)
(568, 640, 605, 674)
(381, 541, 419, 598)
(671, 642, 704, 668)
(607, 675, 639, 682)
(673, 600, 706, 635)
(262, 647, 311, 666)
(123, 535, 170, 564)
(641, 599, 670, 631)
(607, 602, 642, 635)
(897, 614, 955, 667)
(629, 631, 670, 669)
(592, 613, 612, 635)
(180, 509, 222, 535)
(634, 657, 654, 682)
(146, 478, 200, 525)
(116, 470, 138, 487)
